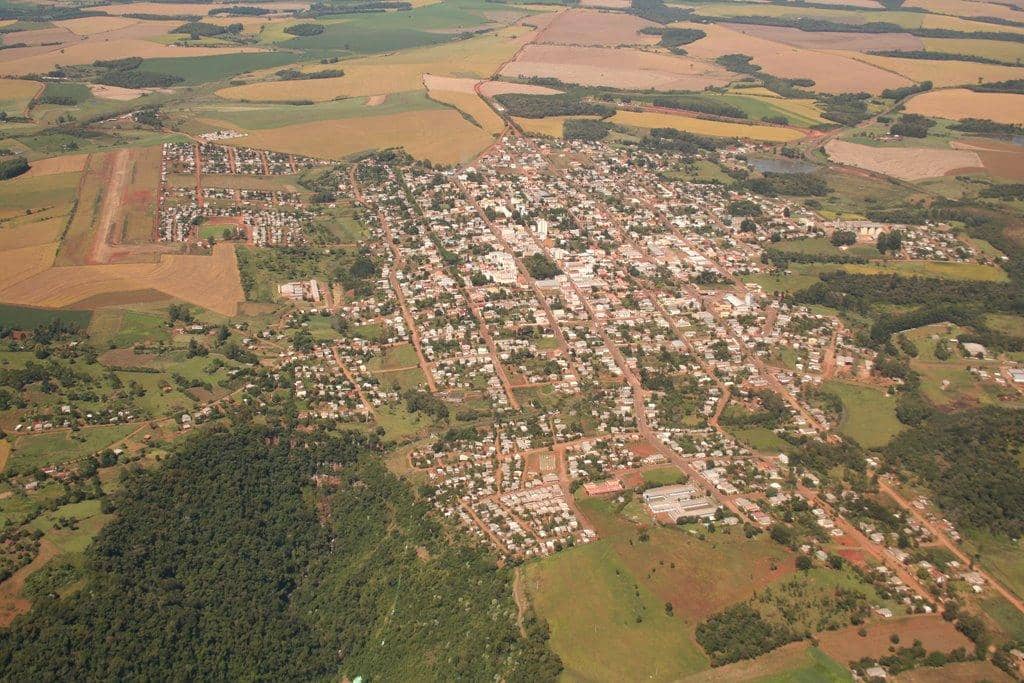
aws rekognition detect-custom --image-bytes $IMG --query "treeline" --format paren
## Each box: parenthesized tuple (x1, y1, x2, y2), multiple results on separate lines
(0, 424, 562, 681)
(276, 68, 345, 80)
(651, 95, 746, 119)
(969, 78, 1024, 94)
(641, 127, 729, 154)
(881, 81, 932, 100)
(714, 53, 815, 99)
(818, 92, 872, 126)
(628, 0, 692, 24)
(950, 118, 1022, 136)
(884, 407, 1024, 537)
(304, 1, 412, 16)
(495, 93, 613, 118)
(209, 5, 272, 15)
(869, 49, 1020, 66)
(718, 14, 1024, 44)
(171, 21, 243, 37)
(980, 183, 1024, 201)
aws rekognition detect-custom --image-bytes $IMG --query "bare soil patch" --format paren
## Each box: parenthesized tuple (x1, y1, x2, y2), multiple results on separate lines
(539, 8, 660, 46)
(825, 139, 983, 181)
(422, 73, 479, 93)
(365, 94, 386, 106)
(896, 660, 1014, 682)
(479, 79, 561, 97)
(89, 83, 149, 101)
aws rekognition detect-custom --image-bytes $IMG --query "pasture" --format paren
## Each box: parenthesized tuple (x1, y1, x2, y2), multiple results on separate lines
(821, 380, 902, 448)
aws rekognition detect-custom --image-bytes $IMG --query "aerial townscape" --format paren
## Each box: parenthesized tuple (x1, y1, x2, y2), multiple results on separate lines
(1, 0, 1024, 680)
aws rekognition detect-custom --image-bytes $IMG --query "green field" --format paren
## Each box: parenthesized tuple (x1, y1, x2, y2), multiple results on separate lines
(523, 540, 709, 682)
(642, 465, 687, 486)
(0, 304, 91, 331)
(731, 426, 791, 452)
(8, 424, 136, 473)
(28, 498, 114, 555)
(141, 52, 300, 86)
(821, 381, 902, 449)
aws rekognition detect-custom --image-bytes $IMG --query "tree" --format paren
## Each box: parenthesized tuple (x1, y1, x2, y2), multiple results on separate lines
(796, 555, 812, 571)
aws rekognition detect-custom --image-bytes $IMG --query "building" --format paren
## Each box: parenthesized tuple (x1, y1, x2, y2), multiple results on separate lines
(643, 484, 718, 521)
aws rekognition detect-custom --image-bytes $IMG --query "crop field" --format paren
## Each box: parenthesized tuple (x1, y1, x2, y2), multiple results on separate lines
(684, 23, 913, 94)
(822, 380, 902, 448)
(719, 24, 922, 52)
(53, 16, 141, 36)
(220, 26, 533, 102)
(537, 8, 659, 46)
(851, 53, 1024, 87)
(713, 91, 826, 127)
(0, 304, 91, 330)
(198, 90, 442, 130)
(0, 170, 79, 218)
(951, 138, 1024, 180)
(612, 110, 805, 142)
(907, 0, 1024, 23)
(0, 79, 42, 118)
(0, 37, 266, 77)
(921, 37, 1024, 63)
(825, 140, 983, 181)
(0, 243, 244, 316)
(427, 87, 505, 135)
(229, 108, 493, 164)
(139, 52, 299, 86)
(502, 43, 735, 91)
(905, 89, 1024, 126)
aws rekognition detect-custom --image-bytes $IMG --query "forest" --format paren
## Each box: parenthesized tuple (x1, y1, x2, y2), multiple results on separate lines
(0, 423, 561, 681)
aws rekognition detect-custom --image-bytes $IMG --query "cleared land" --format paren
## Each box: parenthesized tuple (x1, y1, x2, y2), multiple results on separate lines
(951, 138, 1024, 180)
(612, 110, 805, 142)
(822, 380, 903, 448)
(478, 80, 561, 96)
(501, 44, 735, 91)
(88, 84, 148, 101)
(229, 108, 494, 164)
(897, 661, 1013, 682)
(816, 614, 971, 662)
(21, 154, 88, 178)
(825, 140, 983, 181)
(905, 89, 1024, 126)
(537, 8, 659, 46)
(684, 23, 912, 94)
(0, 242, 245, 316)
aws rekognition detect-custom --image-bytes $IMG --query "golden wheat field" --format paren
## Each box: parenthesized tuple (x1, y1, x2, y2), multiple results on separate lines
(425, 83, 506, 135)
(0, 243, 245, 316)
(905, 89, 1024, 125)
(612, 110, 806, 142)
(229, 108, 494, 164)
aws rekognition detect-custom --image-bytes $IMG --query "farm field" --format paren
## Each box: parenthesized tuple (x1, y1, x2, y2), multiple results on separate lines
(513, 115, 597, 137)
(0, 79, 42, 118)
(8, 424, 136, 473)
(501, 43, 735, 91)
(229, 108, 494, 164)
(825, 140, 983, 181)
(611, 110, 804, 142)
(218, 26, 535, 101)
(426, 87, 506, 135)
(197, 91, 442, 130)
(0, 243, 245, 316)
(536, 8, 658, 46)
(905, 89, 1024, 126)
